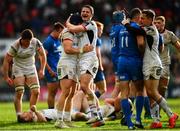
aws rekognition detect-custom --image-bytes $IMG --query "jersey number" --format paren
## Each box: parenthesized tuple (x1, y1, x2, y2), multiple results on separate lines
(121, 36, 128, 48)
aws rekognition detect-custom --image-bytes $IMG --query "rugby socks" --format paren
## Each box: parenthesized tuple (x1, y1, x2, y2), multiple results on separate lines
(135, 96, 144, 123)
(97, 108, 103, 120)
(64, 111, 71, 121)
(150, 103, 160, 122)
(57, 111, 63, 121)
(121, 99, 134, 127)
(95, 91, 101, 98)
(158, 97, 173, 117)
(144, 96, 151, 115)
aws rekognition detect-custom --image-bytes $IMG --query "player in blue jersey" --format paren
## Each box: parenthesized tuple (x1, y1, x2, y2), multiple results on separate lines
(43, 22, 64, 109)
(94, 21, 107, 98)
(109, 10, 125, 98)
(117, 8, 146, 129)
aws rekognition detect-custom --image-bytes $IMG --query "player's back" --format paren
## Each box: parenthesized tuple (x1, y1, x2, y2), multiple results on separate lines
(109, 24, 124, 61)
(118, 22, 141, 58)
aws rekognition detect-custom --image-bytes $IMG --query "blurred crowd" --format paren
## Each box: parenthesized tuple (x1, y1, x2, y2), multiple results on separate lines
(0, 0, 180, 97)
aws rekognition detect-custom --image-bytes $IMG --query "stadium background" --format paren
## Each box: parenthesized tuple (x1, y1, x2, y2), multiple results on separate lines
(0, 0, 180, 102)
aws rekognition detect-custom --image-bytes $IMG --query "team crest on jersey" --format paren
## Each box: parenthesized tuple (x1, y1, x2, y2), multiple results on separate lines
(93, 67, 97, 73)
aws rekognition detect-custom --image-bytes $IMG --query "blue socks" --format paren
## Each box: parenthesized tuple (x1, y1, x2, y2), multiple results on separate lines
(136, 96, 144, 123)
(121, 99, 134, 127)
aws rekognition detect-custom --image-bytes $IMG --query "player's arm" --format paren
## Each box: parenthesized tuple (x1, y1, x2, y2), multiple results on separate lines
(63, 39, 93, 54)
(66, 22, 86, 33)
(136, 35, 145, 56)
(96, 46, 103, 71)
(3, 53, 13, 86)
(174, 40, 180, 52)
(31, 105, 47, 122)
(45, 50, 56, 77)
(37, 46, 47, 79)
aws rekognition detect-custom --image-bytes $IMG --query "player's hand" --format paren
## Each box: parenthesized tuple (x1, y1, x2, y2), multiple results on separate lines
(83, 44, 94, 53)
(4, 77, 14, 87)
(30, 105, 37, 112)
(122, 18, 130, 25)
(38, 70, 44, 79)
(48, 69, 56, 77)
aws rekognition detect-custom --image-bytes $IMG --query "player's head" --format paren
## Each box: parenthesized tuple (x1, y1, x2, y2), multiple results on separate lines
(21, 29, 33, 40)
(20, 29, 33, 48)
(53, 22, 64, 38)
(95, 21, 104, 37)
(154, 16, 166, 32)
(81, 5, 94, 21)
(18, 111, 34, 123)
(112, 10, 125, 24)
(141, 9, 155, 26)
(69, 13, 83, 25)
(129, 8, 142, 23)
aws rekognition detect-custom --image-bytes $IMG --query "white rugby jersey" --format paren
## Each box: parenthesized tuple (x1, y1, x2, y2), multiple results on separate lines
(160, 29, 179, 65)
(78, 20, 98, 57)
(60, 28, 78, 59)
(143, 25, 162, 69)
(41, 109, 57, 121)
(8, 38, 42, 69)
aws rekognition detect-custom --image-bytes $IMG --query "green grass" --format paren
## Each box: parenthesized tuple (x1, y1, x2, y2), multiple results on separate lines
(0, 99, 180, 130)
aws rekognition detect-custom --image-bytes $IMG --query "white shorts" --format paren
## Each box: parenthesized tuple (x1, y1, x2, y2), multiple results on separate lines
(78, 55, 99, 78)
(57, 57, 78, 82)
(12, 65, 38, 78)
(161, 64, 170, 79)
(143, 66, 162, 80)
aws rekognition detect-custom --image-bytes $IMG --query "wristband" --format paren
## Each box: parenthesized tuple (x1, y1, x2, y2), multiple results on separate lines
(80, 48, 83, 53)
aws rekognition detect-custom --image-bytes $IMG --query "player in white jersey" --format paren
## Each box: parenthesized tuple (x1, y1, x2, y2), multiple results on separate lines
(141, 10, 178, 129)
(66, 5, 104, 127)
(154, 16, 180, 98)
(2, 29, 46, 122)
(55, 13, 93, 128)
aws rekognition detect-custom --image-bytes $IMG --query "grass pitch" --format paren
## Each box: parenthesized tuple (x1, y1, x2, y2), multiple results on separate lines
(0, 99, 180, 130)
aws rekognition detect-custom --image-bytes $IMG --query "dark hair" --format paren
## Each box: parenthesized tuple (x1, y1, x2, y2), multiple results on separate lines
(82, 5, 94, 15)
(112, 10, 125, 23)
(69, 13, 83, 25)
(21, 29, 33, 40)
(53, 22, 64, 32)
(129, 8, 141, 19)
(142, 9, 155, 20)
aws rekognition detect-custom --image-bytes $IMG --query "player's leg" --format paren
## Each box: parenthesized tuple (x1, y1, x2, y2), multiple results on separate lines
(64, 82, 77, 127)
(26, 75, 40, 109)
(13, 76, 25, 122)
(94, 70, 107, 98)
(111, 76, 121, 98)
(47, 82, 59, 109)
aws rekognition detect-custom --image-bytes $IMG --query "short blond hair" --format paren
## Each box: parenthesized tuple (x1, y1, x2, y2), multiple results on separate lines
(95, 21, 104, 30)
(155, 16, 166, 23)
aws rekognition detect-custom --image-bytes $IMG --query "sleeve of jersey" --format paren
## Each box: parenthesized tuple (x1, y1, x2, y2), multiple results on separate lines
(43, 38, 51, 51)
(36, 38, 43, 51)
(8, 43, 17, 57)
(62, 31, 73, 42)
(125, 23, 146, 36)
(96, 38, 101, 47)
(170, 31, 179, 45)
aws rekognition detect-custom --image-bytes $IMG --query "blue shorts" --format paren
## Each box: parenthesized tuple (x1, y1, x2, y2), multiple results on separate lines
(117, 56, 143, 81)
(94, 70, 105, 83)
(45, 69, 59, 83)
(111, 55, 118, 74)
